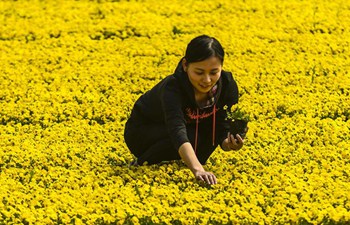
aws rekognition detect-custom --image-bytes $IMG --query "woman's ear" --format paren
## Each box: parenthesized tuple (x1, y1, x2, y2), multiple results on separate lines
(182, 58, 188, 72)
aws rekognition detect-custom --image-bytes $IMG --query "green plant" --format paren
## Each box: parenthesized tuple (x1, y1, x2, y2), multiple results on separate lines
(225, 104, 250, 122)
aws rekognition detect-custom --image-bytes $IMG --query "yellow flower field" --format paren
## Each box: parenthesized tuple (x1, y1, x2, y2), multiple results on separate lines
(1, 0, 350, 224)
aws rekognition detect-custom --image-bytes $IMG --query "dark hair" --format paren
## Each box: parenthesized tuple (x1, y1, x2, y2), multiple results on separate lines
(184, 35, 225, 65)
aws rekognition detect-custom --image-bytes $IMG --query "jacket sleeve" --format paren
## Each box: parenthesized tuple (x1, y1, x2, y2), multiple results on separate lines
(160, 78, 189, 151)
(216, 73, 239, 148)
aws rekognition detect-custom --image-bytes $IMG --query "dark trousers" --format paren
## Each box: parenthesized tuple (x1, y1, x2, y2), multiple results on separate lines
(124, 118, 217, 165)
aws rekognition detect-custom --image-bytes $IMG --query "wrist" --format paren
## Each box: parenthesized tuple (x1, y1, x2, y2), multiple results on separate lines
(191, 165, 205, 174)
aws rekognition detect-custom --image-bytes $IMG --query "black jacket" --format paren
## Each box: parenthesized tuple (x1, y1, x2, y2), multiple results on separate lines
(128, 59, 239, 152)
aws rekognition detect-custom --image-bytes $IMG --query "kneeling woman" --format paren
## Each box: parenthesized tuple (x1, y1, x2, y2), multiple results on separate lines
(124, 35, 245, 185)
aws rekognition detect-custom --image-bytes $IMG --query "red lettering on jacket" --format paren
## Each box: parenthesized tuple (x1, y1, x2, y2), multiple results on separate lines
(185, 107, 218, 120)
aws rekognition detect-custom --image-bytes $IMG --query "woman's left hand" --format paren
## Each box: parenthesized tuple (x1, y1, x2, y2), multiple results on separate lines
(223, 132, 244, 151)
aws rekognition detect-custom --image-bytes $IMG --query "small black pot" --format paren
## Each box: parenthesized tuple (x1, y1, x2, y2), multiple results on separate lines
(229, 119, 248, 139)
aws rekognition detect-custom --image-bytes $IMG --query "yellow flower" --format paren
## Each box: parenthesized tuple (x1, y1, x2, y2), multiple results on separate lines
(1, 0, 350, 224)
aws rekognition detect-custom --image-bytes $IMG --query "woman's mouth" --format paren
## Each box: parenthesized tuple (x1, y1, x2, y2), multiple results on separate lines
(200, 84, 211, 89)
(199, 84, 211, 88)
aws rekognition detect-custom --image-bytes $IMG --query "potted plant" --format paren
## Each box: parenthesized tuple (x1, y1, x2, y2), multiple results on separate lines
(225, 104, 250, 140)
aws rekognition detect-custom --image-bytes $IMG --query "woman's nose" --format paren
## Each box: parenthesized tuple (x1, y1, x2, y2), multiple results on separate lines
(202, 74, 211, 83)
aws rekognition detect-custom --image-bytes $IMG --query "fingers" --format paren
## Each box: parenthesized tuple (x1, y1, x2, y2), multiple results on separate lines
(227, 132, 244, 150)
(227, 132, 231, 143)
(197, 175, 205, 182)
(209, 173, 217, 185)
(204, 173, 217, 185)
(227, 132, 237, 145)
(235, 134, 244, 144)
(196, 172, 217, 185)
(203, 175, 210, 185)
(234, 135, 244, 149)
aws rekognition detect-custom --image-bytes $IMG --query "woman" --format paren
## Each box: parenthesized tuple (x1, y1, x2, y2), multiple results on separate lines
(124, 35, 245, 185)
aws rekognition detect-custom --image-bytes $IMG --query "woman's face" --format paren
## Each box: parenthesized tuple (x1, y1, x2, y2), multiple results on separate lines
(183, 56, 222, 95)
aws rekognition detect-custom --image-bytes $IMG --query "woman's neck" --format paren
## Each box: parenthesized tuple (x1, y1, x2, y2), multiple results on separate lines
(194, 91, 208, 107)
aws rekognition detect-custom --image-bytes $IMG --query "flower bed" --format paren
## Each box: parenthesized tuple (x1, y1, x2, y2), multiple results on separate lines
(1, 0, 350, 224)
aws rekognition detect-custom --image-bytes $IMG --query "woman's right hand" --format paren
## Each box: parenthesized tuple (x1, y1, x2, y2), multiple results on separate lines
(194, 170, 217, 185)
(178, 142, 217, 185)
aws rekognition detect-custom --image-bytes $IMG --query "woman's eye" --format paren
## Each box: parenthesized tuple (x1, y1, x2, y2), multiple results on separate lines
(195, 71, 219, 76)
